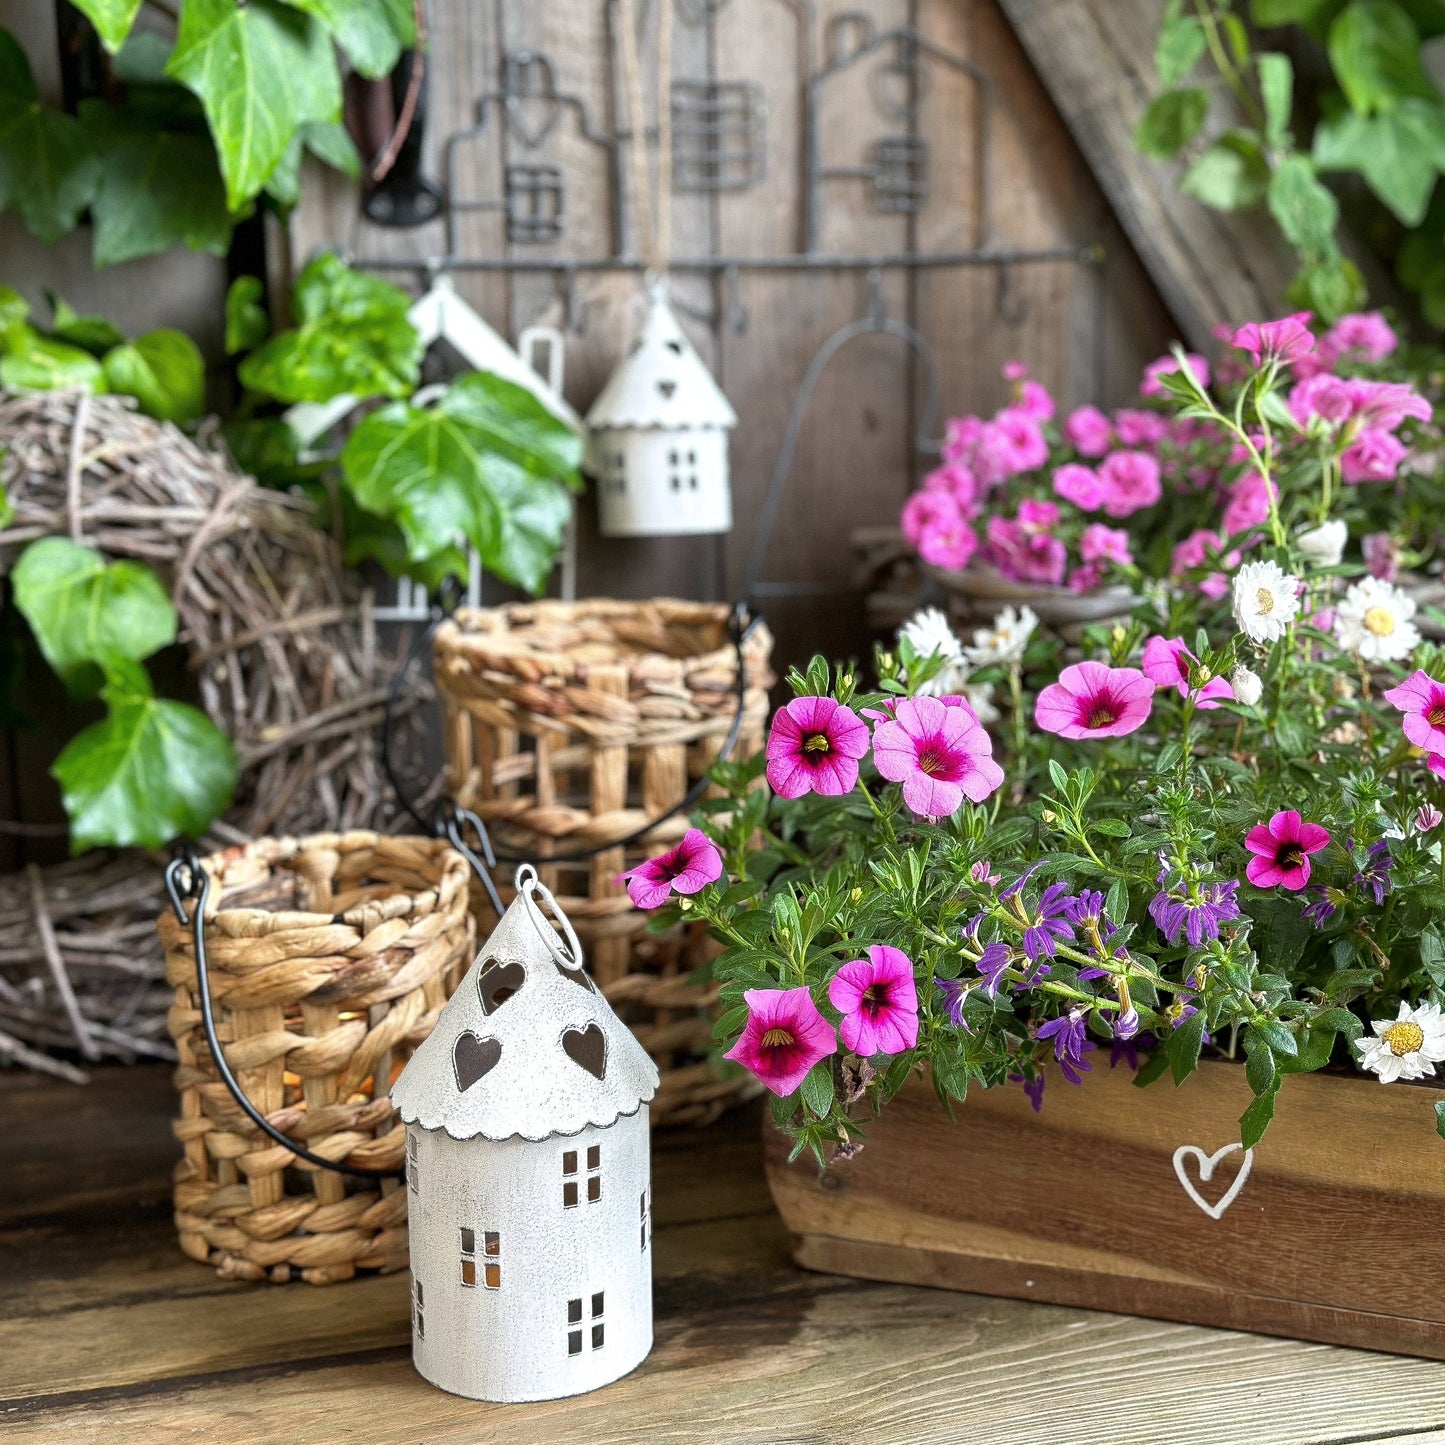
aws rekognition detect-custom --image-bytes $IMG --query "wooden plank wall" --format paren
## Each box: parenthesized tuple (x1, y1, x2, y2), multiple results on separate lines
(284, 0, 1181, 676)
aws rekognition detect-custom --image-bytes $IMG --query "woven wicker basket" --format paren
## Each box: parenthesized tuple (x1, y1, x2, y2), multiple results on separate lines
(160, 832, 475, 1284)
(433, 598, 773, 1127)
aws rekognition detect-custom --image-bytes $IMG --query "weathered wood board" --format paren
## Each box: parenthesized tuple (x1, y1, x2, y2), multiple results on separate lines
(766, 1059, 1445, 1359)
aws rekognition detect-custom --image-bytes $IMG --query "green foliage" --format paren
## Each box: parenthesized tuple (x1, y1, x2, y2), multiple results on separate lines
(1327, 0, 1434, 112)
(49, 296, 125, 355)
(341, 372, 581, 595)
(225, 277, 270, 356)
(102, 330, 205, 422)
(237, 252, 421, 404)
(1135, 87, 1211, 158)
(51, 658, 237, 853)
(11, 538, 175, 693)
(1181, 132, 1272, 209)
(69, 0, 146, 53)
(0, 329, 105, 393)
(1313, 97, 1445, 224)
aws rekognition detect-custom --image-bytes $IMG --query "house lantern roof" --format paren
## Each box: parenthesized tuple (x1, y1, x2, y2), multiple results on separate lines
(584, 289, 737, 433)
(391, 867, 660, 1143)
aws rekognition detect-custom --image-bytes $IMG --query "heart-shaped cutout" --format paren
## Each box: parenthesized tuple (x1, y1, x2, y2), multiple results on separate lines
(1172, 1143, 1253, 1220)
(656, 378, 677, 398)
(478, 959, 525, 1015)
(562, 1024, 607, 1080)
(453, 1031, 502, 1091)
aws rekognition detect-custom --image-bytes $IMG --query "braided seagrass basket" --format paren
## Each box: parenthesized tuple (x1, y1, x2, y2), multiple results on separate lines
(433, 599, 773, 1127)
(160, 832, 475, 1284)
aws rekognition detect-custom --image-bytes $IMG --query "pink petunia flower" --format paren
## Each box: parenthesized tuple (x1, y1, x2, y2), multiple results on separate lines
(828, 945, 920, 1056)
(1418, 805, 1443, 833)
(872, 696, 1004, 817)
(917, 514, 979, 570)
(1113, 409, 1169, 448)
(1289, 373, 1355, 428)
(1068, 563, 1104, 593)
(1064, 404, 1113, 458)
(724, 987, 837, 1096)
(1383, 671, 1445, 754)
(1345, 379, 1431, 432)
(1141, 352, 1211, 398)
(1323, 310, 1397, 364)
(1053, 463, 1106, 511)
(1034, 661, 1155, 740)
(1431, 754, 1445, 781)
(900, 489, 959, 546)
(765, 696, 870, 799)
(941, 415, 985, 466)
(1018, 379, 1056, 423)
(922, 462, 981, 512)
(1221, 471, 1275, 538)
(620, 828, 724, 909)
(1079, 523, 1132, 566)
(992, 406, 1050, 473)
(1341, 428, 1407, 484)
(1244, 810, 1330, 891)
(1098, 450, 1162, 518)
(1141, 636, 1233, 710)
(986, 514, 1068, 586)
(1231, 312, 1315, 369)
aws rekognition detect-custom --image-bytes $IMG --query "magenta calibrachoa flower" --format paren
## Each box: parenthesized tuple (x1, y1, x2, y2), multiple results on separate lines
(1035, 660, 1155, 740)
(1231, 312, 1315, 369)
(1245, 810, 1331, 891)
(1141, 635, 1233, 710)
(872, 696, 1004, 817)
(724, 987, 836, 1096)
(764, 695, 869, 799)
(1383, 671, 1445, 754)
(828, 945, 919, 1056)
(619, 828, 723, 909)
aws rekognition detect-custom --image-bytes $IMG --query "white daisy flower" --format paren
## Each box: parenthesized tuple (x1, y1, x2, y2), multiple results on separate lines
(1295, 518, 1347, 569)
(964, 681, 1000, 726)
(964, 604, 1038, 667)
(1334, 576, 1419, 663)
(1232, 560, 1300, 644)
(1354, 1001, 1445, 1083)
(898, 607, 970, 696)
(1230, 665, 1263, 707)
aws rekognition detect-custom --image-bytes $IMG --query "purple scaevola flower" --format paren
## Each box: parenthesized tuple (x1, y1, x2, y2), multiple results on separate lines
(1023, 882, 1077, 962)
(999, 861, 1046, 901)
(1353, 840, 1392, 906)
(1063, 890, 1118, 938)
(1110, 1031, 1155, 1071)
(975, 942, 1013, 999)
(1113, 1004, 1141, 1041)
(1148, 878, 1241, 947)
(934, 976, 971, 1031)
(1036, 1006, 1096, 1084)
(1301, 886, 1336, 928)
(1010, 1070, 1047, 1113)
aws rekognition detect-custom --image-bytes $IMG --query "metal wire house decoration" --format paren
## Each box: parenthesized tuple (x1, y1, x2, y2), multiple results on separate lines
(344, 0, 1102, 612)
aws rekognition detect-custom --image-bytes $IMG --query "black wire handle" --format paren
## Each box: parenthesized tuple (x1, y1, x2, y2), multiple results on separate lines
(165, 845, 406, 1180)
(384, 595, 764, 866)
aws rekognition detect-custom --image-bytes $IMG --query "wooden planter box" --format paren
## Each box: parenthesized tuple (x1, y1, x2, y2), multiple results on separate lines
(765, 1059, 1445, 1359)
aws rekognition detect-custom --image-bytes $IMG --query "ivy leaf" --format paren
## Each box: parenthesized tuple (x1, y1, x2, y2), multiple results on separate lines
(1181, 131, 1272, 209)
(237, 251, 420, 403)
(52, 657, 237, 853)
(1157, 13, 1207, 87)
(0, 29, 100, 243)
(1289, 255, 1367, 320)
(1258, 52, 1294, 146)
(0, 326, 106, 393)
(264, 120, 360, 207)
(0, 285, 28, 337)
(439, 371, 585, 485)
(1134, 87, 1211, 159)
(166, 0, 341, 211)
(11, 537, 175, 692)
(48, 295, 125, 356)
(68, 0, 144, 52)
(285, 0, 416, 79)
(225, 276, 269, 356)
(1252, 0, 1343, 26)
(484, 458, 573, 595)
(1313, 97, 1445, 223)
(1267, 154, 1340, 258)
(79, 99, 234, 267)
(1329, 0, 1434, 113)
(103, 330, 206, 422)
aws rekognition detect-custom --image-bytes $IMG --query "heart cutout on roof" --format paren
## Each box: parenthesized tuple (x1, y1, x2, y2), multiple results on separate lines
(656, 379, 677, 398)
(562, 1024, 608, 1079)
(453, 1032, 502, 1091)
(478, 959, 525, 1015)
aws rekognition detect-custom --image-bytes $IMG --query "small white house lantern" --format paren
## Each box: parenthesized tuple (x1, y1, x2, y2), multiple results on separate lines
(391, 865, 660, 1403)
(586, 287, 737, 538)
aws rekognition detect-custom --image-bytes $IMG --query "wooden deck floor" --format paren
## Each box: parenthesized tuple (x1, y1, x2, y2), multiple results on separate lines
(5, 1066, 1445, 1444)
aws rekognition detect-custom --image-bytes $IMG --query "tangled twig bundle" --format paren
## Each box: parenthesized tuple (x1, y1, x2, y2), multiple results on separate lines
(0, 391, 428, 1074)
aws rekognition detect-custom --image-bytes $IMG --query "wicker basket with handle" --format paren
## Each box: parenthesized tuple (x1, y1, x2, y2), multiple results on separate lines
(433, 598, 774, 1127)
(159, 831, 475, 1284)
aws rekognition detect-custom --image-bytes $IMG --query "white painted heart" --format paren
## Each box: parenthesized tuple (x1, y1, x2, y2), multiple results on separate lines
(1172, 1143, 1254, 1220)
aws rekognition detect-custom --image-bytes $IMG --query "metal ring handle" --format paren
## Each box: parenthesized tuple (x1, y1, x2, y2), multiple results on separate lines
(515, 864, 586, 971)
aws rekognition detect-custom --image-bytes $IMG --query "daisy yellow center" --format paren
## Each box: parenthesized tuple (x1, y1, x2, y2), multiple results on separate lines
(803, 733, 832, 754)
(1363, 606, 1396, 636)
(761, 1026, 795, 1049)
(1256, 586, 1275, 615)
(1384, 1021, 1425, 1056)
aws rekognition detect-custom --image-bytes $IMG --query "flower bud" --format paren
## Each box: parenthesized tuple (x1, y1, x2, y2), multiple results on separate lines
(1230, 665, 1263, 707)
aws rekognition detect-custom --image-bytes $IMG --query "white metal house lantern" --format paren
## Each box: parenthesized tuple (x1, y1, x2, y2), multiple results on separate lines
(391, 866, 660, 1403)
(586, 288, 737, 538)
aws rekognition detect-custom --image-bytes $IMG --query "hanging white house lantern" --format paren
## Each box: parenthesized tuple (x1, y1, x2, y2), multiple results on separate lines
(391, 865, 660, 1403)
(586, 287, 736, 538)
